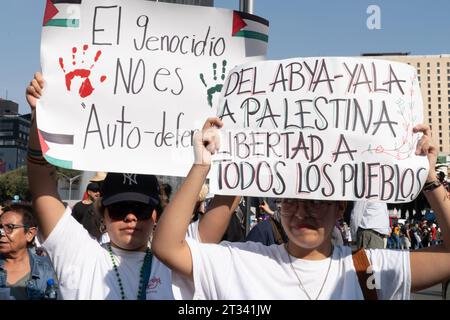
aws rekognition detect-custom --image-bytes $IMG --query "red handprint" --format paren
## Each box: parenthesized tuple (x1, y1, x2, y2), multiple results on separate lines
(59, 44, 107, 98)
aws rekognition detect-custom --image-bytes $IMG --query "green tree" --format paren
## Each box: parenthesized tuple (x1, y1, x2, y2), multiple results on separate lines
(0, 166, 30, 202)
(0, 166, 82, 203)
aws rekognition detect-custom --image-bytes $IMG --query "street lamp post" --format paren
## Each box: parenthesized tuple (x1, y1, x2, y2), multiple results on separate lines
(68, 175, 82, 201)
(239, 0, 253, 14)
(60, 173, 82, 200)
(239, 0, 254, 236)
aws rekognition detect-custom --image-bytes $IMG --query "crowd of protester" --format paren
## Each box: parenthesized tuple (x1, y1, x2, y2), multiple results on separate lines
(1, 177, 449, 300)
(1, 73, 450, 300)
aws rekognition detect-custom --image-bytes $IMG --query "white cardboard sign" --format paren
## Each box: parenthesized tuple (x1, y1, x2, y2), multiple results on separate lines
(38, 0, 268, 176)
(210, 57, 429, 203)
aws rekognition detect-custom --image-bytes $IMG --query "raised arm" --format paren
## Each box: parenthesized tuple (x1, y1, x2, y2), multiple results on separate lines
(152, 117, 223, 277)
(259, 200, 275, 215)
(26, 72, 66, 239)
(198, 195, 241, 243)
(410, 124, 450, 291)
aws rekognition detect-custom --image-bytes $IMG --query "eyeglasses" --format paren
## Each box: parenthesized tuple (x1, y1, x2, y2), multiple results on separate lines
(0, 223, 30, 235)
(106, 202, 154, 221)
(280, 199, 336, 217)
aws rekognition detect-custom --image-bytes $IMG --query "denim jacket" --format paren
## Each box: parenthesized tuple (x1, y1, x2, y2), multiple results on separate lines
(0, 249, 57, 300)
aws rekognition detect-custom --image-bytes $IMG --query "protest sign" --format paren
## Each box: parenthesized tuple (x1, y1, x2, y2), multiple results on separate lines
(38, 0, 268, 176)
(210, 57, 429, 202)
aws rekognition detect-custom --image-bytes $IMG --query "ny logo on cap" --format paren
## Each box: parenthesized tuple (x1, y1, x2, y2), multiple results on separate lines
(122, 173, 138, 185)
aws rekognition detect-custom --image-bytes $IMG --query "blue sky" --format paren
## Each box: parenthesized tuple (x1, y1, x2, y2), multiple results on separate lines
(1, 0, 450, 114)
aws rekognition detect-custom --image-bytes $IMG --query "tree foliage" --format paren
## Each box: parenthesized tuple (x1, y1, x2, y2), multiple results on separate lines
(0, 166, 82, 203)
(0, 166, 30, 202)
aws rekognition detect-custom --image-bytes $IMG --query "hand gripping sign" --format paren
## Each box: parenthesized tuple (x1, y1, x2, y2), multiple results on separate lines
(209, 57, 429, 203)
(38, 0, 268, 176)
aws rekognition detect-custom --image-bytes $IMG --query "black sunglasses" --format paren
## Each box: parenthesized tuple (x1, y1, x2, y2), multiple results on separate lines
(106, 202, 154, 221)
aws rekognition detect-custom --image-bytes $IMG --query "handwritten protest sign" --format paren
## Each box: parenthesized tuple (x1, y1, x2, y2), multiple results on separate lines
(38, 0, 268, 176)
(209, 57, 429, 202)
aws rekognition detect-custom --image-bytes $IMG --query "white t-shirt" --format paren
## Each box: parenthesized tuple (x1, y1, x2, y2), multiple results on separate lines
(171, 219, 200, 299)
(41, 207, 177, 300)
(187, 219, 200, 240)
(176, 239, 411, 300)
(350, 201, 391, 239)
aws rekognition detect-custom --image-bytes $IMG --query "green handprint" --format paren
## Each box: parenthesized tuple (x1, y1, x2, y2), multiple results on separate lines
(199, 60, 227, 107)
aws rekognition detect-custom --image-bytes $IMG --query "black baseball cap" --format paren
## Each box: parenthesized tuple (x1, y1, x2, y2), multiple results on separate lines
(101, 173, 161, 207)
(86, 182, 100, 192)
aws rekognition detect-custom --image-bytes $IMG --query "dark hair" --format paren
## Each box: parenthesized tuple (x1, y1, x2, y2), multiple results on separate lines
(2, 202, 37, 247)
(162, 183, 173, 200)
(87, 182, 101, 192)
(2, 202, 37, 230)
(191, 202, 204, 222)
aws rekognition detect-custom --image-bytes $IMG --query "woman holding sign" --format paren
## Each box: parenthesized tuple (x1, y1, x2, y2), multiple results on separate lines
(152, 117, 450, 299)
(25, 73, 240, 300)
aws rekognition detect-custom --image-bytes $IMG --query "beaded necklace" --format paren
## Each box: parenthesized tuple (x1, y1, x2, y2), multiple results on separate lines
(108, 243, 152, 300)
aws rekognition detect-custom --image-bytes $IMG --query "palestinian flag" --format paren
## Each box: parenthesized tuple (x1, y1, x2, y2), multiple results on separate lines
(43, 0, 81, 28)
(232, 11, 269, 43)
(38, 129, 74, 169)
(232, 11, 269, 57)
